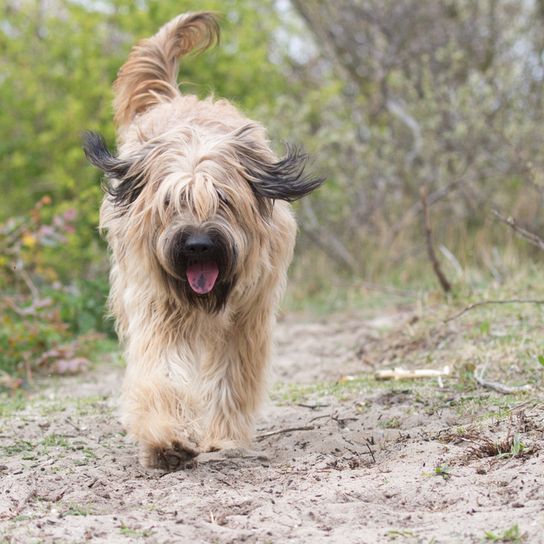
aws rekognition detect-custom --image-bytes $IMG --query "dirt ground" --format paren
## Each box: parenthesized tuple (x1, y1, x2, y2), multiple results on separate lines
(1, 309, 543, 543)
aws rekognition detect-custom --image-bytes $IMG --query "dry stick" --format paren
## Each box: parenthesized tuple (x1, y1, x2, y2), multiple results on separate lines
(256, 425, 315, 441)
(365, 441, 376, 464)
(375, 366, 450, 381)
(19, 269, 39, 300)
(420, 185, 452, 293)
(296, 403, 330, 410)
(443, 209, 544, 322)
(492, 209, 544, 251)
(445, 299, 544, 323)
(474, 365, 532, 395)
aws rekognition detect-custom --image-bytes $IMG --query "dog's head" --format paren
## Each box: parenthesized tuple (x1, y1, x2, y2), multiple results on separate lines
(84, 125, 323, 312)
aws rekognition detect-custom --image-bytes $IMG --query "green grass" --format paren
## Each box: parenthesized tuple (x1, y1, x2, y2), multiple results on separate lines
(119, 525, 154, 538)
(380, 416, 402, 429)
(484, 524, 525, 543)
(0, 391, 27, 417)
(75, 394, 111, 416)
(434, 465, 452, 480)
(63, 504, 92, 517)
(385, 529, 417, 540)
(35, 393, 111, 418)
(2, 440, 34, 456)
(446, 393, 529, 419)
(2, 431, 100, 463)
(271, 375, 403, 404)
(41, 434, 69, 449)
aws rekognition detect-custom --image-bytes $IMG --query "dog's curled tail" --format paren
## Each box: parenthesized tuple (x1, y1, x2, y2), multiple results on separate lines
(113, 12, 220, 130)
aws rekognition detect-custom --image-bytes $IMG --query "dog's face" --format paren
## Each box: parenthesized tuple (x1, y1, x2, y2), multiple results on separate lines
(84, 124, 323, 312)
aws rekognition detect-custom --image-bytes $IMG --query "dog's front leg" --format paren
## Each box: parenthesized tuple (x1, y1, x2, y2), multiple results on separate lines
(200, 308, 273, 452)
(120, 343, 201, 470)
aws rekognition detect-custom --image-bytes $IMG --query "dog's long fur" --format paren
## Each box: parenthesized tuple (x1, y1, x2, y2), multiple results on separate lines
(84, 12, 323, 469)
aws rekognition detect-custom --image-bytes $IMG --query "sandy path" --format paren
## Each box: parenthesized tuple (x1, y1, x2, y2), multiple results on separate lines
(1, 313, 543, 543)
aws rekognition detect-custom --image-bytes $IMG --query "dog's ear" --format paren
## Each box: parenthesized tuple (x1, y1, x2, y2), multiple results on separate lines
(83, 131, 144, 210)
(234, 128, 325, 202)
(83, 131, 130, 179)
(245, 145, 325, 202)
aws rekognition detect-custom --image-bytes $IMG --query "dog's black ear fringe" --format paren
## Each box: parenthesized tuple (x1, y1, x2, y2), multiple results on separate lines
(82, 131, 144, 210)
(242, 144, 325, 202)
(83, 131, 129, 179)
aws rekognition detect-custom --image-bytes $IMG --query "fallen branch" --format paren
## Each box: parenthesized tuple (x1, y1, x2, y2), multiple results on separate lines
(256, 425, 315, 441)
(445, 299, 544, 323)
(474, 366, 532, 395)
(296, 403, 330, 410)
(492, 209, 544, 251)
(364, 440, 376, 464)
(343, 436, 377, 463)
(375, 366, 451, 381)
(420, 186, 452, 293)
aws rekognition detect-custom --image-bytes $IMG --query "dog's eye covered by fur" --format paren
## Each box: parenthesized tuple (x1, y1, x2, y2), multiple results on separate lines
(83, 131, 146, 211)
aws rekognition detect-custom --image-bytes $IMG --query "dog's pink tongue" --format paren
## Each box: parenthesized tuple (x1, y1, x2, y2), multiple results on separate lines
(186, 261, 219, 294)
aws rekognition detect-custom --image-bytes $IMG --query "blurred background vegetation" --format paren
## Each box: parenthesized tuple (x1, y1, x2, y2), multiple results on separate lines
(2, 0, 544, 379)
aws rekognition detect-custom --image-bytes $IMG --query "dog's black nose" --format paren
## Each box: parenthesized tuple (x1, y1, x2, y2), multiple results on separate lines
(184, 233, 213, 255)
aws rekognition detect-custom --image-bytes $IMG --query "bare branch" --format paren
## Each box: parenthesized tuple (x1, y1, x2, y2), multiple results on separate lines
(420, 186, 452, 293)
(389, 178, 463, 241)
(445, 299, 544, 323)
(256, 425, 315, 441)
(474, 365, 532, 395)
(492, 209, 544, 251)
(386, 98, 422, 165)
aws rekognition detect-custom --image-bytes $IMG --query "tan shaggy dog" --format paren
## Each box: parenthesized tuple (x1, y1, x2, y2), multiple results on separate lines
(84, 12, 323, 470)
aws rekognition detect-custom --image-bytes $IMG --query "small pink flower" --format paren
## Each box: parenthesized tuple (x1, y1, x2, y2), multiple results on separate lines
(63, 208, 77, 222)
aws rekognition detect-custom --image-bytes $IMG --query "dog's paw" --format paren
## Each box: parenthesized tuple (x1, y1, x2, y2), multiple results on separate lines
(140, 440, 199, 471)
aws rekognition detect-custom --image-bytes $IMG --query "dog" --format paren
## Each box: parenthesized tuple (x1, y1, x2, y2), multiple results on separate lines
(83, 12, 323, 470)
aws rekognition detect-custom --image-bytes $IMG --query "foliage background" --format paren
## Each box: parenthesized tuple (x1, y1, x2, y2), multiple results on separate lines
(2, 0, 544, 376)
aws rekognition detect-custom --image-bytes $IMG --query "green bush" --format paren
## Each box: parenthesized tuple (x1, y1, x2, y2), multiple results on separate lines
(0, 0, 286, 378)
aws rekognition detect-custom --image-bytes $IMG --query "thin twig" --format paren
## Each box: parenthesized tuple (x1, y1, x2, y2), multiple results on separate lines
(256, 425, 315, 441)
(420, 185, 452, 293)
(389, 177, 465, 241)
(308, 414, 331, 423)
(474, 365, 532, 395)
(65, 417, 81, 433)
(492, 209, 544, 251)
(365, 441, 376, 464)
(342, 436, 377, 463)
(445, 299, 544, 323)
(296, 403, 330, 410)
(19, 269, 39, 299)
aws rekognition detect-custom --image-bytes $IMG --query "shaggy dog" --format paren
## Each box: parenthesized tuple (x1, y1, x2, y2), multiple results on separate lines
(84, 12, 323, 470)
